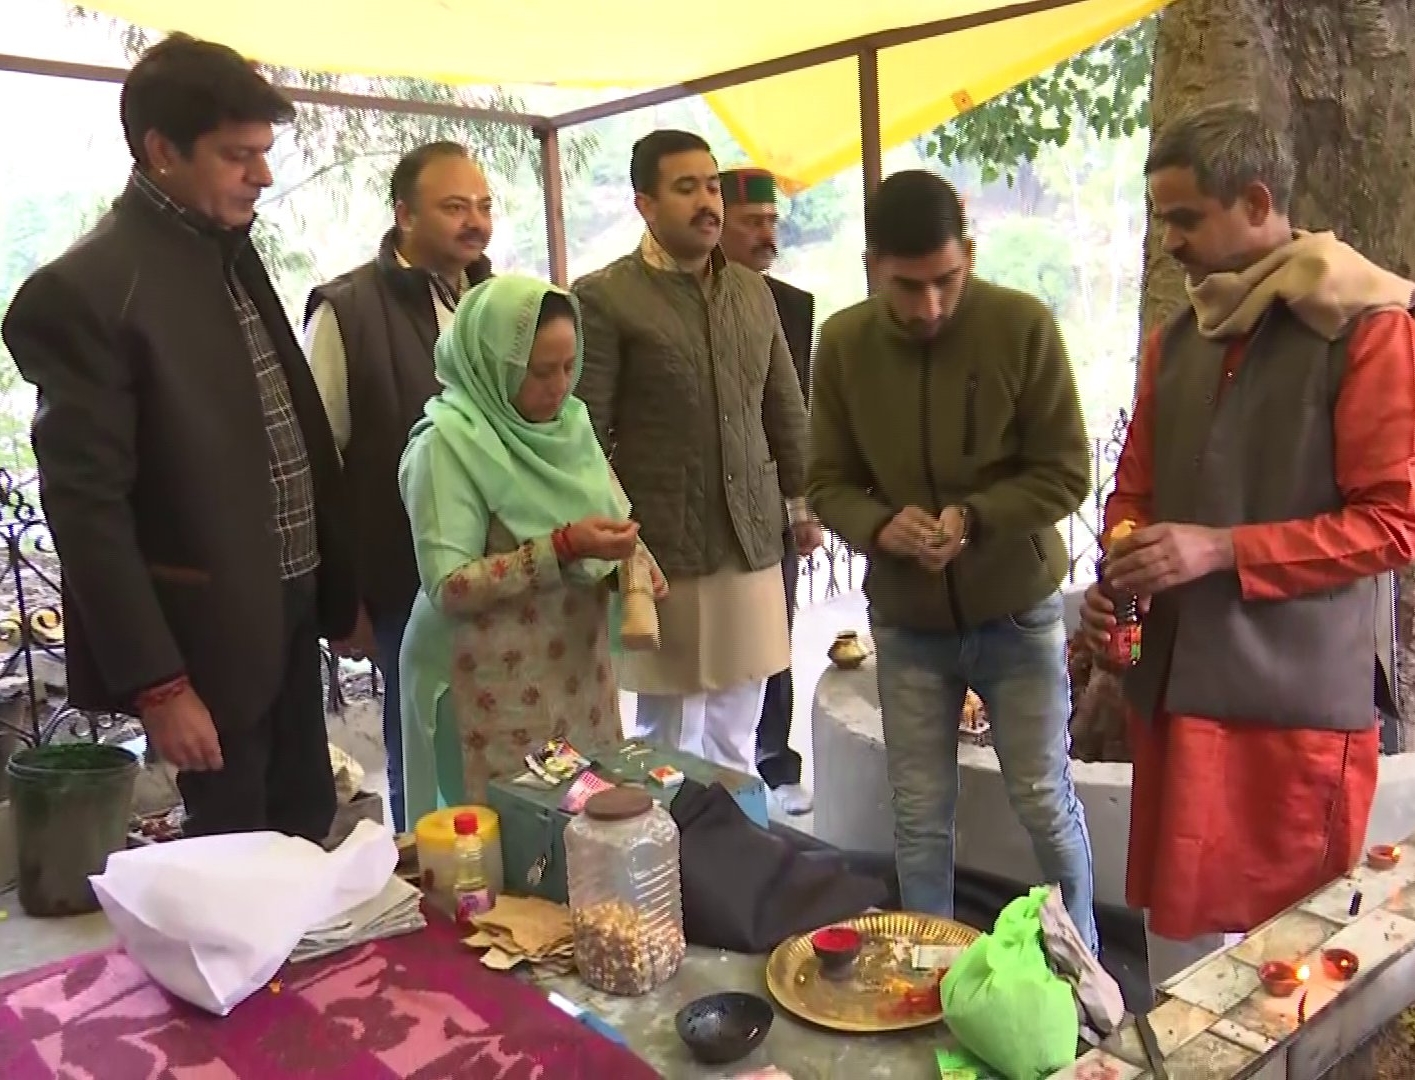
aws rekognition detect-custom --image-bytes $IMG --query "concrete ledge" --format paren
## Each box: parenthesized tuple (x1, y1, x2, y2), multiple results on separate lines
(813, 631, 1415, 912)
(1280, 941, 1415, 1079)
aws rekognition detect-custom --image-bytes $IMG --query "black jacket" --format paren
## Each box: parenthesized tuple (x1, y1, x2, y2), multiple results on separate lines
(1, 181, 358, 728)
(765, 274, 814, 548)
(765, 274, 815, 401)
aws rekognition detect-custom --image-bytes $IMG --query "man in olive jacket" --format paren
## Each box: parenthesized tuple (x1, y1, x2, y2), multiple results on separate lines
(808, 171, 1097, 953)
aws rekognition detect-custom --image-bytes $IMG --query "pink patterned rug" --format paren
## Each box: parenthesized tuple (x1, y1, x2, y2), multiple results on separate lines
(0, 916, 661, 1079)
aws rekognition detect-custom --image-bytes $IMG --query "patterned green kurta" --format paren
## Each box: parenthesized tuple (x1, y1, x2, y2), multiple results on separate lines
(399, 430, 620, 826)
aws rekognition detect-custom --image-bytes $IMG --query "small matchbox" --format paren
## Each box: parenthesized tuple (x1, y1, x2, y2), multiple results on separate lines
(648, 765, 684, 788)
(911, 944, 963, 970)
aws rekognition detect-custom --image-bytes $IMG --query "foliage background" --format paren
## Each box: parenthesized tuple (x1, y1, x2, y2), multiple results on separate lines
(1, 4, 1157, 479)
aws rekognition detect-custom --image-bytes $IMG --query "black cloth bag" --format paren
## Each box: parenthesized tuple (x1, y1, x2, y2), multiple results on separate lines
(668, 779, 889, 953)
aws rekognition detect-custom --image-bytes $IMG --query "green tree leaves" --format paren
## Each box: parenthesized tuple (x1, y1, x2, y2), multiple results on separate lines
(924, 17, 1155, 185)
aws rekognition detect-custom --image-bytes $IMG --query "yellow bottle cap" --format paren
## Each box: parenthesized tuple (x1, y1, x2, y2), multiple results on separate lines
(1104, 518, 1137, 551)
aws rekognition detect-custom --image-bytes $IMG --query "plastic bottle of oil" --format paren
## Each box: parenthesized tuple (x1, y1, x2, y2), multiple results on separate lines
(451, 811, 491, 928)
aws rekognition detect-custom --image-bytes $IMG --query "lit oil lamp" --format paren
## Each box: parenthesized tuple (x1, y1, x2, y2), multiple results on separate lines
(1367, 844, 1402, 871)
(1258, 960, 1308, 997)
(1321, 947, 1359, 982)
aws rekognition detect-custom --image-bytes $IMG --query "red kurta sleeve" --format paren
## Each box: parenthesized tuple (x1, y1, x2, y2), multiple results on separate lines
(1101, 329, 1161, 537)
(1232, 307, 1415, 601)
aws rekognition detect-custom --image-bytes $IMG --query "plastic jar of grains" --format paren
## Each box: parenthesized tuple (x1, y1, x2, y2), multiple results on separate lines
(564, 787, 686, 996)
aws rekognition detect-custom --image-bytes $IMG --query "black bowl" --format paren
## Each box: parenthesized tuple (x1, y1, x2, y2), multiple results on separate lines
(674, 991, 774, 1065)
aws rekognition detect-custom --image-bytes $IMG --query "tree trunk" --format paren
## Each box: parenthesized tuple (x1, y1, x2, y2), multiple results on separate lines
(1143, 0, 1415, 751)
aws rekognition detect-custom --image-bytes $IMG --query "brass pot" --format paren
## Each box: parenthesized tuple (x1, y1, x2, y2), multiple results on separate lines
(828, 631, 868, 670)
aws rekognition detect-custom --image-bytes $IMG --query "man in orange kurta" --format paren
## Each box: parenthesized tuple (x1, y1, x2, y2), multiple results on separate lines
(1080, 103, 1415, 986)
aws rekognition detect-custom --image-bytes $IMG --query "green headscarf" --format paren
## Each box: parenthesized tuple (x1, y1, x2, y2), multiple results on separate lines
(408, 274, 629, 582)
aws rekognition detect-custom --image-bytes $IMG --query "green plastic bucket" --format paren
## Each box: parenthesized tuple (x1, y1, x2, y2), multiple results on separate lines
(6, 742, 139, 917)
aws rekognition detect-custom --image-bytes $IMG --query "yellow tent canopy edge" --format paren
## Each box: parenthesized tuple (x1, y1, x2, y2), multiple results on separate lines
(74, 0, 1170, 191)
(709, 0, 1168, 190)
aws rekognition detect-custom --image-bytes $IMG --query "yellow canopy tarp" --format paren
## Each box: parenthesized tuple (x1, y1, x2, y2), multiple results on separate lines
(77, 0, 1166, 188)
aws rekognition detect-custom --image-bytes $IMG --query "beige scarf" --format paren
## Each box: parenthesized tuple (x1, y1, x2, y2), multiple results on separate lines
(1187, 230, 1414, 341)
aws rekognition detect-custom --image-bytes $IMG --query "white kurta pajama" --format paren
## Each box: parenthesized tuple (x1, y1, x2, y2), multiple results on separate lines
(585, 231, 807, 774)
(619, 562, 790, 772)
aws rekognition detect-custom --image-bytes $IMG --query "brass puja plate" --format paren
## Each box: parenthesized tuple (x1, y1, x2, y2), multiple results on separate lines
(765, 911, 980, 1034)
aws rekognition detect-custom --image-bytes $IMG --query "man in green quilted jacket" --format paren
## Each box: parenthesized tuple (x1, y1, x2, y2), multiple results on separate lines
(574, 131, 815, 776)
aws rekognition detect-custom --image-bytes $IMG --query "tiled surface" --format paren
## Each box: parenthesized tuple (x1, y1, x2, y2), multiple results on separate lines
(1387, 881, 1415, 920)
(1162, 1030, 1258, 1078)
(1298, 854, 1415, 926)
(1088, 832, 1415, 1079)
(1229, 912, 1338, 969)
(1047, 1050, 1144, 1079)
(1167, 954, 1263, 1015)
(1105, 996, 1218, 1062)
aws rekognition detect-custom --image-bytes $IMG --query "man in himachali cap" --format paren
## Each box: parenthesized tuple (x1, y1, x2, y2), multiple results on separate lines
(718, 166, 819, 816)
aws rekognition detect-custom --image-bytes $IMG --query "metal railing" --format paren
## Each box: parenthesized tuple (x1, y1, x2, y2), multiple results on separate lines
(20, 409, 1408, 760)
(0, 469, 135, 755)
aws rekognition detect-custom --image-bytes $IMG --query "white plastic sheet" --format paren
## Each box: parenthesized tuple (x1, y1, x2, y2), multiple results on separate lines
(90, 819, 397, 1015)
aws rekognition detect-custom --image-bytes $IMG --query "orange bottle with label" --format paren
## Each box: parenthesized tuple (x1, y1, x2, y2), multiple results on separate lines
(1096, 519, 1142, 673)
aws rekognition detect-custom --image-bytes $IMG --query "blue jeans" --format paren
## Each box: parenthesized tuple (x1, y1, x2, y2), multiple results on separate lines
(374, 615, 408, 832)
(871, 590, 1098, 954)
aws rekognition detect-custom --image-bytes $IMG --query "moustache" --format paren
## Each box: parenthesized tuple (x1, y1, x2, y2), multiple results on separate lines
(458, 229, 488, 246)
(691, 212, 720, 229)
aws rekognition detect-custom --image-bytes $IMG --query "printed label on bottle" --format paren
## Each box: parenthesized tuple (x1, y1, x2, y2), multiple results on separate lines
(1105, 621, 1143, 667)
(456, 887, 491, 922)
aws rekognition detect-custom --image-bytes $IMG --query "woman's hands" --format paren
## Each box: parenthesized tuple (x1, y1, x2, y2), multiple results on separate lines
(561, 516, 640, 562)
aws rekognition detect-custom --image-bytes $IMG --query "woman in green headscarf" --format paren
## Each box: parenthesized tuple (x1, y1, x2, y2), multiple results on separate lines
(397, 275, 662, 823)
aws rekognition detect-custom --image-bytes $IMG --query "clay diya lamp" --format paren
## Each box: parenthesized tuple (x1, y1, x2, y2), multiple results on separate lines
(1366, 844, 1402, 871)
(1258, 960, 1305, 998)
(1321, 948, 1360, 982)
(811, 926, 863, 979)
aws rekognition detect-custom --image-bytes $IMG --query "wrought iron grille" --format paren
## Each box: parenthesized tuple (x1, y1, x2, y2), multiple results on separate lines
(0, 468, 133, 752)
(0, 468, 376, 769)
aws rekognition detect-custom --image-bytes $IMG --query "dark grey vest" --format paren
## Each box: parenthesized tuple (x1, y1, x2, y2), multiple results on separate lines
(1124, 303, 1378, 731)
(305, 232, 490, 622)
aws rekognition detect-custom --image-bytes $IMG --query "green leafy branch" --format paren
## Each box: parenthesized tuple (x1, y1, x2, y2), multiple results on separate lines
(924, 16, 1156, 184)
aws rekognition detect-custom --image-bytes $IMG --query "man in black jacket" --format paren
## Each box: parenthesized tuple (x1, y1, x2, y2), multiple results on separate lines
(1, 34, 358, 841)
(718, 167, 818, 815)
(304, 143, 493, 830)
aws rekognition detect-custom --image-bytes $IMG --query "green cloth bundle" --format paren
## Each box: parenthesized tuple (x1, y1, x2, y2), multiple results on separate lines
(939, 886, 1079, 1079)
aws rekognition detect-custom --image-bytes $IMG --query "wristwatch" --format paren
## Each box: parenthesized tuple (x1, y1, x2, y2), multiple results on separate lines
(951, 504, 972, 548)
(933, 505, 970, 548)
